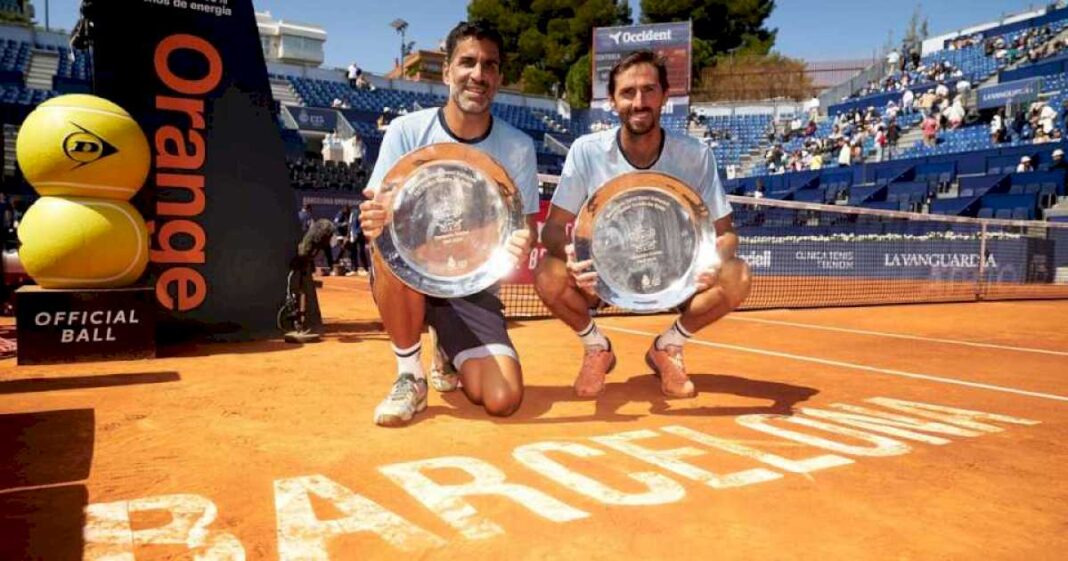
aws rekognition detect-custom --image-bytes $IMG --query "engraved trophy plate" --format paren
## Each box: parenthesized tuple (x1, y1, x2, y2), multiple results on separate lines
(374, 143, 525, 298)
(573, 172, 719, 312)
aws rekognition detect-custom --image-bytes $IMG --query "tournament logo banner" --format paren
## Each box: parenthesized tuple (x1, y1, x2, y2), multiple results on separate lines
(91, 0, 305, 341)
(735, 239, 1041, 284)
(592, 21, 692, 101)
(976, 78, 1042, 110)
(284, 106, 340, 133)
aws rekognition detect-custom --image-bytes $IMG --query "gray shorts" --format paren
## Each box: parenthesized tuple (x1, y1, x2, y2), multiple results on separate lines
(426, 287, 517, 369)
(371, 265, 517, 369)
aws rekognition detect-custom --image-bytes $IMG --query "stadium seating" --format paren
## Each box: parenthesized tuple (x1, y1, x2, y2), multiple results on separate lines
(701, 114, 773, 170)
(284, 75, 568, 173)
(287, 157, 368, 192)
(0, 83, 54, 105)
(841, 17, 1068, 108)
(0, 39, 29, 75)
(735, 7, 1068, 221)
(55, 47, 92, 81)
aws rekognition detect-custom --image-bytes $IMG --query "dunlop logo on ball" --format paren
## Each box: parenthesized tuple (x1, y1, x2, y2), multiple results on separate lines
(63, 124, 118, 166)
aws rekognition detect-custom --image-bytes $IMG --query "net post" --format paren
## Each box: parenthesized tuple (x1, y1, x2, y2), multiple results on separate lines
(976, 221, 988, 301)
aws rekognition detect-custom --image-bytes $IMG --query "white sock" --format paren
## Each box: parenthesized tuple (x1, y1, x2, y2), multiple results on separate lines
(656, 319, 693, 350)
(392, 342, 424, 380)
(576, 320, 609, 350)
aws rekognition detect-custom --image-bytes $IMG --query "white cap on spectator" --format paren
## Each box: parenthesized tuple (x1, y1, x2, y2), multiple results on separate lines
(1054, 149, 1064, 157)
(1021, 156, 1031, 162)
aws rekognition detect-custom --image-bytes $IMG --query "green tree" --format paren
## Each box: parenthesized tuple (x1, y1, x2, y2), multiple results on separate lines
(1, 0, 33, 26)
(565, 53, 592, 108)
(468, 0, 632, 103)
(903, 4, 926, 53)
(520, 65, 557, 95)
(641, 0, 777, 71)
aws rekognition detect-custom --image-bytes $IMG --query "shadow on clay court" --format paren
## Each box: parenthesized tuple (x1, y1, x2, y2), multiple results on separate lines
(0, 408, 94, 560)
(159, 340, 296, 358)
(321, 319, 391, 343)
(0, 371, 181, 395)
(423, 372, 818, 425)
(321, 319, 384, 334)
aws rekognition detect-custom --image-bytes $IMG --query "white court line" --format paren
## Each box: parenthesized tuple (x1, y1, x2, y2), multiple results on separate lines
(725, 316, 1068, 357)
(599, 325, 1068, 403)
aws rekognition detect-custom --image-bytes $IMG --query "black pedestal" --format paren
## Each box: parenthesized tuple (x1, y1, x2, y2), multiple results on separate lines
(15, 286, 157, 365)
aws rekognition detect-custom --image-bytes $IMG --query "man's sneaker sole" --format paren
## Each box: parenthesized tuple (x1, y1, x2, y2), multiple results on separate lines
(373, 394, 428, 427)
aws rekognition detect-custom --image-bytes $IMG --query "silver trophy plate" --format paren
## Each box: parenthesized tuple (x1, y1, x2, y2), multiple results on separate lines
(374, 143, 525, 298)
(573, 172, 719, 312)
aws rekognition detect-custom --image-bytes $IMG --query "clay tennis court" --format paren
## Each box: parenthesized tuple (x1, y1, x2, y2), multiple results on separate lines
(2, 276, 1066, 560)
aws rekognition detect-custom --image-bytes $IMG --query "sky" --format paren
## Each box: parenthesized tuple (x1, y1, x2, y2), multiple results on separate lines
(37, 0, 1049, 73)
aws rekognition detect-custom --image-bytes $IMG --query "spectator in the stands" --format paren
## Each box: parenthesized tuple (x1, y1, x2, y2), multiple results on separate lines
(1011, 106, 1028, 141)
(347, 62, 361, 88)
(990, 108, 1006, 144)
(765, 144, 785, 174)
(886, 49, 901, 75)
(886, 118, 901, 160)
(874, 124, 888, 162)
(1049, 149, 1067, 172)
(917, 89, 938, 113)
(809, 150, 824, 170)
(850, 139, 864, 165)
(884, 100, 900, 121)
(1019, 119, 1035, 142)
(837, 138, 851, 167)
(902, 89, 915, 115)
(1039, 102, 1057, 137)
(1016, 156, 1034, 173)
(921, 111, 939, 147)
(787, 116, 802, 141)
(934, 82, 950, 99)
(332, 97, 344, 108)
(298, 204, 313, 232)
(321, 132, 336, 161)
(944, 97, 966, 130)
(355, 73, 374, 91)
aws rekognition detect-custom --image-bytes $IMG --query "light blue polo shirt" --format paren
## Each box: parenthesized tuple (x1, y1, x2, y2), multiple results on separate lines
(367, 107, 540, 215)
(551, 127, 732, 220)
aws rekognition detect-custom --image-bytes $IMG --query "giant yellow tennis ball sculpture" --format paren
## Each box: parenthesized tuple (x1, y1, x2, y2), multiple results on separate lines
(16, 94, 150, 201)
(16, 197, 149, 289)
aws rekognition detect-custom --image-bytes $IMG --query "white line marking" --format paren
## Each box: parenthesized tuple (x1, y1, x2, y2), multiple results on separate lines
(599, 325, 1068, 403)
(726, 316, 1068, 357)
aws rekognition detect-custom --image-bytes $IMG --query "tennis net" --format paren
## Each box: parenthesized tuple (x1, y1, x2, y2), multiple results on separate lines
(500, 182, 1068, 318)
